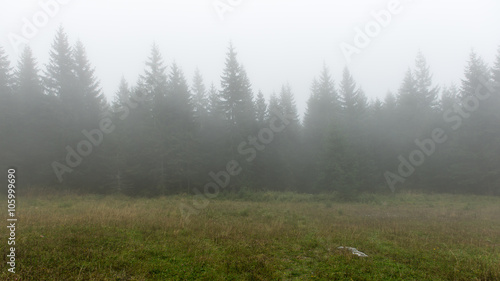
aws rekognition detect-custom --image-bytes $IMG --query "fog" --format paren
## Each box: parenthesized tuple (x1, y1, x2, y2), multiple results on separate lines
(2, 1, 500, 279)
(2, 0, 499, 115)
(1, 0, 500, 194)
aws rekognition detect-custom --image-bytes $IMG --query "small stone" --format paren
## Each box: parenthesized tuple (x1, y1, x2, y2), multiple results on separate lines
(337, 246, 368, 257)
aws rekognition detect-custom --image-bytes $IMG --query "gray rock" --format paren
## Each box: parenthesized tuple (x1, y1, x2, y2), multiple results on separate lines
(337, 246, 368, 257)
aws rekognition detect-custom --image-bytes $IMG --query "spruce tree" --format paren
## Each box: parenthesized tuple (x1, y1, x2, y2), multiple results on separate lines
(267, 91, 280, 118)
(493, 46, 500, 86)
(203, 82, 228, 178)
(337, 67, 372, 191)
(460, 50, 490, 98)
(44, 26, 76, 101)
(396, 68, 426, 141)
(279, 83, 299, 122)
(219, 43, 255, 130)
(106, 77, 133, 192)
(73, 40, 106, 120)
(72, 41, 114, 191)
(447, 50, 493, 194)
(339, 67, 368, 121)
(207, 82, 222, 118)
(301, 66, 341, 193)
(397, 68, 418, 110)
(43, 26, 80, 183)
(489, 46, 500, 194)
(440, 84, 459, 111)
(384, 91, 397, 111)
(191, 68, 208, 124)
(119, 44, 169, 195)
(492, 46, 500, 117)
(304, 65, 339, 137)
(237, 67, 256, 127)
(164, 63, 197, 194)
(139, 43, 168, 124)
(14, 46, 43, 103)
(414, 51, 439, 110)
(0, 46, 12, 96)
(316, 64, 340, 120)
(317, 126, 358, 197)
(167, 63, 193, 126)
(277, 84, 301, 190)
(220, 43, 241, 126)
(255, 90, 267, 125)
(113, 76, 131, 111)
(0, 46, 15, 180)
(13, 46, 59, 185)
(219, 43, 256, 186)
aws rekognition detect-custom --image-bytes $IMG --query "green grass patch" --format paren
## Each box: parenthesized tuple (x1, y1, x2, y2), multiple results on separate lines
(0, 192, 499, 280)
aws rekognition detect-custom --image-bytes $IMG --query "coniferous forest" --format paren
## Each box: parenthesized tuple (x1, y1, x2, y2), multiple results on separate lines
(1, 26, 500, 197)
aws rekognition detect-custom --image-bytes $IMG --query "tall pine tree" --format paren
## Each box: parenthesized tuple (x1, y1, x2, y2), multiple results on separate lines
(191, 68, 208, 126)
(0, 46, 15, 179)
(13, 46, 56, 185)
(73, 40, 106, 122)
(414, 51, 439, 111)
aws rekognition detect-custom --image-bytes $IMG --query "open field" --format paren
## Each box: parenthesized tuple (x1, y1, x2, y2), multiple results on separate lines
(1, 191, 499, 280)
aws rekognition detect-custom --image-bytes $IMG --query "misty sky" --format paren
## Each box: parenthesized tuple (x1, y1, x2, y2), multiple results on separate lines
(1, 0, 499, 116)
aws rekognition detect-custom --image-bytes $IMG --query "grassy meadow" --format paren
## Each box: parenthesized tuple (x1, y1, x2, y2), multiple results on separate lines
(1, 190, 499, 280)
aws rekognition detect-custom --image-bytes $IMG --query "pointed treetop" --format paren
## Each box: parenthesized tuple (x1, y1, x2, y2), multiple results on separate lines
(219, 43, 255, 126)
(0, 46, 13, 95)
(207, 82, 222, 117)
(279, 83, 298, 120)
(384, 91, 397, 110)
(461, 49, 489, 98)
(15, 45, 43, 99)
(143, 43, 167, 83)
(73, 40, 105, 114)
(414, 51, 439, 109)
(138, 43, 168, 104)
(255, 90, 268, 124)
(168, 62, 190, 97)
(398, 68, 417, 103)
(268, 91, 279, 117)
(317, 64, 338, 106)
(44, 25, 75, 97)
(339, 67, 367, 118)
(493, 45, 500, 84)
(113, 75, 130, 108)
(440, 83, 459, 111)
(192, 68, 208, 118)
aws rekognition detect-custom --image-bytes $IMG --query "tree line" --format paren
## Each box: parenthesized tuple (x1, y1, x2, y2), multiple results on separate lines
(0, 26, 499, 196)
